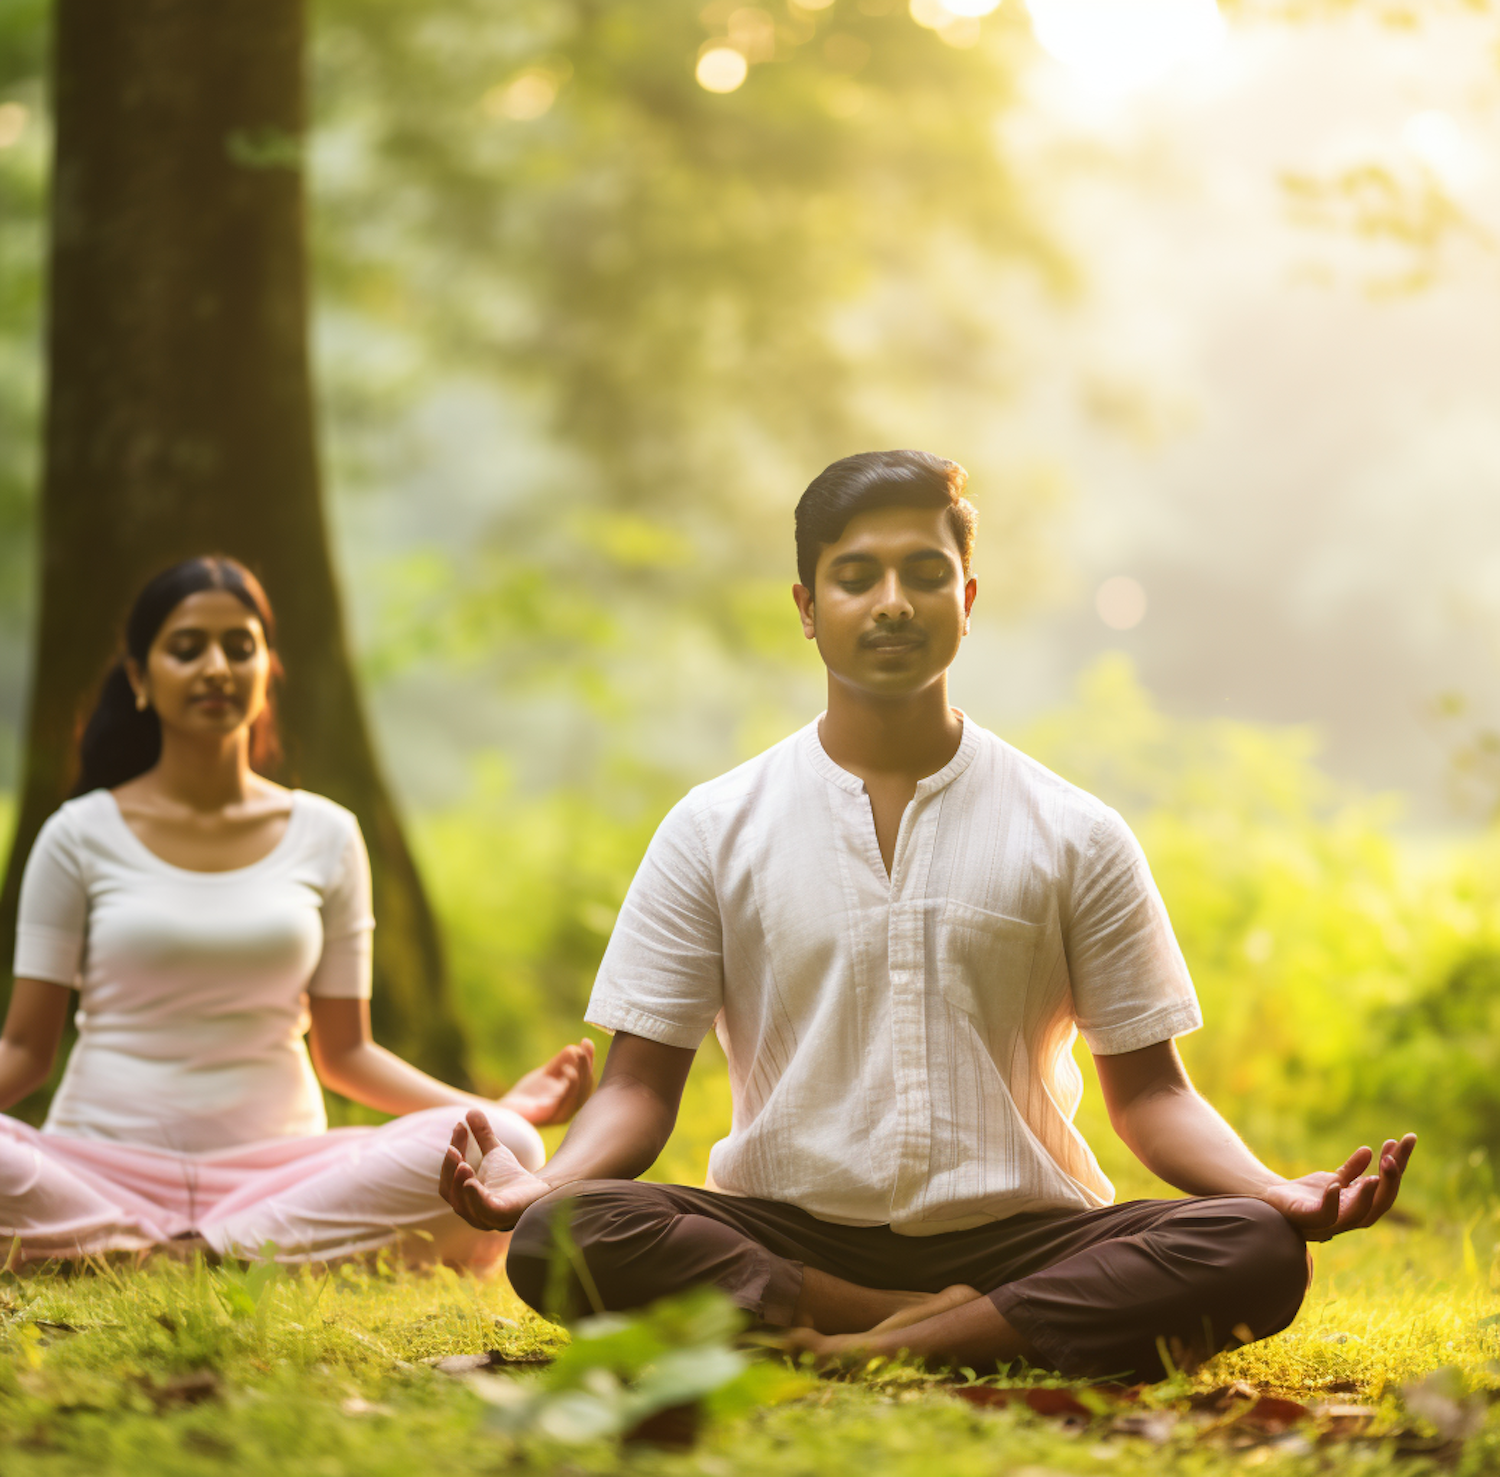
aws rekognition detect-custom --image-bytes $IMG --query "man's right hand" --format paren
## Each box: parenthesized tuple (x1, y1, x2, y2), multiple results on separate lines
(440, 1108, 553, 1232)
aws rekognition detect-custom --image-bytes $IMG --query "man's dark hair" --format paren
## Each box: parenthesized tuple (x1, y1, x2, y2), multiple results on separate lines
(794, 450, 977, 590)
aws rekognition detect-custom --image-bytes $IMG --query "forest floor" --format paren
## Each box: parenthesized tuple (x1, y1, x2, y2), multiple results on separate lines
(0, 1217, 1497, 1477)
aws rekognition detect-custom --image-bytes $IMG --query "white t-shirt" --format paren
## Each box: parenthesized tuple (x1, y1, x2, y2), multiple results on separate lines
(13, 789, 374, 1152)
(586, 716, 1201, 1234)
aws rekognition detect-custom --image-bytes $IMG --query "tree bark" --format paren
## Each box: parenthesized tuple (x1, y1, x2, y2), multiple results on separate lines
(0, 0, 467, 1113)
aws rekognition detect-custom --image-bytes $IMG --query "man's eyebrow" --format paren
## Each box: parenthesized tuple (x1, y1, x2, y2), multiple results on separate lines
(827, 551, 881, 569)
(902, 546, 956, 563)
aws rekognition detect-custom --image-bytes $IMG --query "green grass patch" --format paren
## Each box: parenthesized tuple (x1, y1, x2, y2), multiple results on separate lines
(1, 1218, 1496, 1476)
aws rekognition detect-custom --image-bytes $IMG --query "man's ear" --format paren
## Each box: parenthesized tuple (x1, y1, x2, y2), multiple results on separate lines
(962, 576, 977, 634)
(792, 583, 817, 641)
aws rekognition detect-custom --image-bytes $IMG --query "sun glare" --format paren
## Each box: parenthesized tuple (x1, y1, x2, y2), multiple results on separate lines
(1026, 0, 1225, 96)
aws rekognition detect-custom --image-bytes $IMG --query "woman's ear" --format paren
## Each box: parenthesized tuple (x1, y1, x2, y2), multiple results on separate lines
(124, 657, 149, 712)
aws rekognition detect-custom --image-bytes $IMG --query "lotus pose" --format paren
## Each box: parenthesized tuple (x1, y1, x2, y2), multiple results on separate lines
(0, 556, 593, 1265)
(439, 451, 1416, 1379)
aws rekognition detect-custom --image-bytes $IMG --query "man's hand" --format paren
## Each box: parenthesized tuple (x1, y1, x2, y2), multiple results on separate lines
(440, 1108, 553, 1232)
(500, 1039, 596, 1127)
(1262, 1134, 1417, 1241)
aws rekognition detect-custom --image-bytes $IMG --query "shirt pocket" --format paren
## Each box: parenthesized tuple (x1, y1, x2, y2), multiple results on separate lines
(937, 900, 1042, 1037)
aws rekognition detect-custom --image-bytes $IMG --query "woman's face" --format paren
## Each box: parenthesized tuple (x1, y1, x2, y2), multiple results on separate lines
(129, 590, 272, 744)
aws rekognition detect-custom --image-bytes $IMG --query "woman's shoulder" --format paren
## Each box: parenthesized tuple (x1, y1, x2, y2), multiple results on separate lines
(40, 788, 119, 843)
(289, 790, 365, 850)
(19, 789, 121, 878)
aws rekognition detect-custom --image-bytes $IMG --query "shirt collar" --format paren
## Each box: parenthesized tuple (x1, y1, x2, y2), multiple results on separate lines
(801, 709, 980, 798)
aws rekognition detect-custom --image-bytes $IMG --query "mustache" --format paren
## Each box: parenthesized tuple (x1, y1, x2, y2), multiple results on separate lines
(860, 624, 926, 648)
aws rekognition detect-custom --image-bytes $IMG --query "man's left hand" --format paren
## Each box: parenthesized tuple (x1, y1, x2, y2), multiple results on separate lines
(1262, 1134, 1417, 1241)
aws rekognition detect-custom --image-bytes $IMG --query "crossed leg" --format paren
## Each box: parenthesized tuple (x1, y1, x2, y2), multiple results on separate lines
(508, 1182, 1311, 1380)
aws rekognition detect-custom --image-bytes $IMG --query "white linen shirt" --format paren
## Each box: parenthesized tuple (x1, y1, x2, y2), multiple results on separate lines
(585, 716, 1202, 1235)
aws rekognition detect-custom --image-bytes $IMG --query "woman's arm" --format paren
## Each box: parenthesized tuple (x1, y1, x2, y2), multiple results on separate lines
(306, 997, 594, 1125)
(0, 979, 71, 1112)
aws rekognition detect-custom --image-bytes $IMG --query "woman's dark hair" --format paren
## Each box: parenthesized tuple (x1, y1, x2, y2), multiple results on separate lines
(793, 449, 978, 590)
(72, 556, 283, 796)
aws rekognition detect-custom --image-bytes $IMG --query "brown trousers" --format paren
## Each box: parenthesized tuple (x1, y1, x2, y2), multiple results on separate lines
(507, 1181, 1312, 1382)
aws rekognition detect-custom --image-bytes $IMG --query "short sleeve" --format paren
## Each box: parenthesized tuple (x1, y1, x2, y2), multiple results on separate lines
(14, 810, 89, 987)
(306, 814, 375, 1000)
(585, 795, 724, 1049)
(1065, 807, 1201, 1056)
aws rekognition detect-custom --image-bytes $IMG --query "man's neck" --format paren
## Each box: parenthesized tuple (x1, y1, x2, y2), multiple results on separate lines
(818, 675, 963, 782)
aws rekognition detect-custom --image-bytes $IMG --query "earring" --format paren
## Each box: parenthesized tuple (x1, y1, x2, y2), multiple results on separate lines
(135, 691, 148, 712)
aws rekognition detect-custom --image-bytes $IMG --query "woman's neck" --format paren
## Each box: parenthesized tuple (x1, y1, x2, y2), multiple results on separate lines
(150, 732, 256, 811)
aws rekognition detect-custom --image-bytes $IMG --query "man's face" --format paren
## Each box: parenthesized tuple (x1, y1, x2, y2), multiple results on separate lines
(793, 504, 976, 700)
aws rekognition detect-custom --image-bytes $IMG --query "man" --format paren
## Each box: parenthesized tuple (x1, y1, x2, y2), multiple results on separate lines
(440, 450, 1415, 1379)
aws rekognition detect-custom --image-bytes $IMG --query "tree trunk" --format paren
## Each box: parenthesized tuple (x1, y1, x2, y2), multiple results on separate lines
(0, 0, 468, 1115)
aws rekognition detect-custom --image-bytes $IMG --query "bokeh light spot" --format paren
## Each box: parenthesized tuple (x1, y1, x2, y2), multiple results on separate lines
(1095, 575, 1147, 631)
(697, 46, 749, 93)
(944, 0, 1003, 16)
(1027, 0, 1224, 96)
(483, 72, 558, 121)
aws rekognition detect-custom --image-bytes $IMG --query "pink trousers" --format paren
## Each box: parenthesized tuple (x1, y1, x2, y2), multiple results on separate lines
(0, 1106, 540, 1267)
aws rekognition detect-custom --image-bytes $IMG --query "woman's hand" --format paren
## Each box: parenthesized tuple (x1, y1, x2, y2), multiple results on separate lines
(499, 1039, 596, 1126)
(1262, 1135, 1417, 1241)
(440, 1109, 554, 1232)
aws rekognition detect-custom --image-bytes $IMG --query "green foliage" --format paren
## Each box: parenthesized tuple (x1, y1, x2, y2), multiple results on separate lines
(476, 1286, 810, 1443)
(1022, 657, 1500, 1204)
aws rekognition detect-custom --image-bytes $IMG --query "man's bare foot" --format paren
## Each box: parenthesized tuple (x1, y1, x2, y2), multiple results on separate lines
(869, 1284, 981, 1334)
(782, 1324, 879, 1363)
(782, 1286, 981, 1362)
(783, 1292, 1043, 1371)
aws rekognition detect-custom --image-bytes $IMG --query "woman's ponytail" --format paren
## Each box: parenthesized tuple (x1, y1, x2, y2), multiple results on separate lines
(71, 663, 164, 796)
(69, 555, 282, 797)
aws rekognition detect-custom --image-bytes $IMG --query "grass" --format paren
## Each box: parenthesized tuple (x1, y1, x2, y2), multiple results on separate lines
(1, 1214, 1497, 1477)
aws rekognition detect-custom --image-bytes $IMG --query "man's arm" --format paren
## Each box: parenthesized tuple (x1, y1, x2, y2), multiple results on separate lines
(439, 1032, 696, 1232)
(1096, 1039, 1416, 1240)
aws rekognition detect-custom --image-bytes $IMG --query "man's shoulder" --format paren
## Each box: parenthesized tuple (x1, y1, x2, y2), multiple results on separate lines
(675, 723, 817, 827)
(966, 722, 1117, 839)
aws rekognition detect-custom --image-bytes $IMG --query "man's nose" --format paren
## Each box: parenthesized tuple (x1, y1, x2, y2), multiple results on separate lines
(872, 570, 913, 621)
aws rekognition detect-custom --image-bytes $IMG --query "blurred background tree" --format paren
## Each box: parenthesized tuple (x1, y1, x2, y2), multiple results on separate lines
(0, 0, 1064, 1109)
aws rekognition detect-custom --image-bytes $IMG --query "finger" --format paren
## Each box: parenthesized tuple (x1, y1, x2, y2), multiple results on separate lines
(1360, 1141, 1407, 1228)
(1332, 1175, 1379, 1235)
(439, 1143, 465, 1203)
(466, 1107, 503, 1161)
(459, 1175, 510, 1231)
(1395, 1132, 1417, 1170)
(1334, 1146, 1373, 1187)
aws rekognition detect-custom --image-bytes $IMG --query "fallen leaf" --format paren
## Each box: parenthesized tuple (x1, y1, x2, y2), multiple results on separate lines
(1315, 1403, 1376, 1439)
(1188, 1381, 1258, 1414)
(1237, 1396, 1308, 1434)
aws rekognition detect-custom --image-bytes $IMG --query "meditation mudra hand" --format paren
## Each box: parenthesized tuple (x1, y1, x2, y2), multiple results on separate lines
(499, 1041, 596, 1126)
(441, 1109, 552, 1232)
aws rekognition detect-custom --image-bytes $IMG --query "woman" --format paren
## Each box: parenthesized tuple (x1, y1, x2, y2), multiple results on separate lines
(0, 556, 592, 1266)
